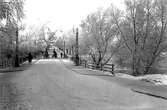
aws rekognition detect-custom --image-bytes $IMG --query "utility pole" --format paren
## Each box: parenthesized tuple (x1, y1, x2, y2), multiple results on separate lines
(15, 6, 19, 67)
(15, 27, 19, 67)
(75, 28, 79, 66)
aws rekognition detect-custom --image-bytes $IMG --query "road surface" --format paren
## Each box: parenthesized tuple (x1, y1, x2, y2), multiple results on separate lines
(0, 59, 167, 110)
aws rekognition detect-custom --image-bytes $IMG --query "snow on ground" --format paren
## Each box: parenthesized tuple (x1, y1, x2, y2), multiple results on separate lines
(61, 59, 167, 86)
(114, 73, 167, 86)
(139, 74, 167, 85)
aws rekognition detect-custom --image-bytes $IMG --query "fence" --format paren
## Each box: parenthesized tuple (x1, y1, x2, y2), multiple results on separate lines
(0, 59, 14, 68)
(0, 56, 27, 69)
(80, 60, 115, 75)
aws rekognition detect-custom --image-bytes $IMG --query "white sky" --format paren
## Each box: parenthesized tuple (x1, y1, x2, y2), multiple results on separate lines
(23, 0, 124, 31)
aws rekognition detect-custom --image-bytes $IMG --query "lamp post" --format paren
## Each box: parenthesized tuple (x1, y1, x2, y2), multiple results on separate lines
(15, 26, 19, 67)
(13, 1, 19, 67)
(60, 30, 66, 58)
(63, 40, 65, 58)
(75, 28, 79, 66)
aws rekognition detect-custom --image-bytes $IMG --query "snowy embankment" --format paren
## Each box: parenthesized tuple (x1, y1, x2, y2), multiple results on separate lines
(139, 74, 167, 85)
(116, 73, 167, 86)
(62, 59, 167, 86)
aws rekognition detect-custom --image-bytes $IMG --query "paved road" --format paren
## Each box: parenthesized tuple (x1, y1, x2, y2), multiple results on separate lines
(0, 59, 167, 110)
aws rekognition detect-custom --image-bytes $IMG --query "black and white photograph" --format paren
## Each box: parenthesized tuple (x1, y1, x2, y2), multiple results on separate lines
(0, 0, 167, 109)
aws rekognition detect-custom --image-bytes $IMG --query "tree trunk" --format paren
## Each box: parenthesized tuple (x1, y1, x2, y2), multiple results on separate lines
(132, 47, 140, 76)
(132, 55, 138, 76)
(144, 65, 151, 75)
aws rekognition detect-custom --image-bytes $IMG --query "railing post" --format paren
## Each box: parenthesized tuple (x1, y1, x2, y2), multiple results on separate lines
(2, 60, 5, 68)
(6, 59, 7, 68)
(9, 59, 11, 67)
(7, 59, 9, 67)
(2, 61, 3, 68)
(85, 60, 87, 68)
(100, 63, 103, 71)
(111, 64, 115, 75)
(21, 57, 23, 64)
(4, 59, 6, 68)
(93, 62, 95, 69)
(0, 61, 1, 68)
(2, 60, 4, 68)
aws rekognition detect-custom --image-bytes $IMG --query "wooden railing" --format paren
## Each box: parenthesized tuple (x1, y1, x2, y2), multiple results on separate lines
(80, 60, 115, 75)
(102, 63, 115, 74)
(0, 59, 14, 68)
(0, 56, 27, 69)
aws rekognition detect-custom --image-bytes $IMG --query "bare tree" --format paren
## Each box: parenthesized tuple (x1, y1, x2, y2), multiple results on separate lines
(111, 0, 167, 75)
(0, 0, 24, 60)
(37, 25, 57, 51)
(80, 9, 122, 68)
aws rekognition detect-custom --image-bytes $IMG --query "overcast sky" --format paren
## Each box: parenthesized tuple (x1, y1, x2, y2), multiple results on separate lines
(23, 0, 124, 31)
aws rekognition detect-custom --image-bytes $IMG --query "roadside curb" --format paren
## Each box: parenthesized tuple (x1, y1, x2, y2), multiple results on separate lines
(131, 88, 167, 100)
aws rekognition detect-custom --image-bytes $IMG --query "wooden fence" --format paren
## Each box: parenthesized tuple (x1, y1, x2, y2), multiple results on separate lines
(80, 60, 115, 75)
(0, 59, 14, 68)
(0, 57, 27, 69)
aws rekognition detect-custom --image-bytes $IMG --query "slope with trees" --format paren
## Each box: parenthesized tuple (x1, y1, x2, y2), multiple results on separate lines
(110, 0, 167, 75)
(79, 0, 167, 76)
(0, 0, 24, 60)
(80, 9, 122, 68)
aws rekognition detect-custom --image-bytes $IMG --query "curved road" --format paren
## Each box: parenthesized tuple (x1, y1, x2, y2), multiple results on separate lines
(0, 59, 167, 110)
